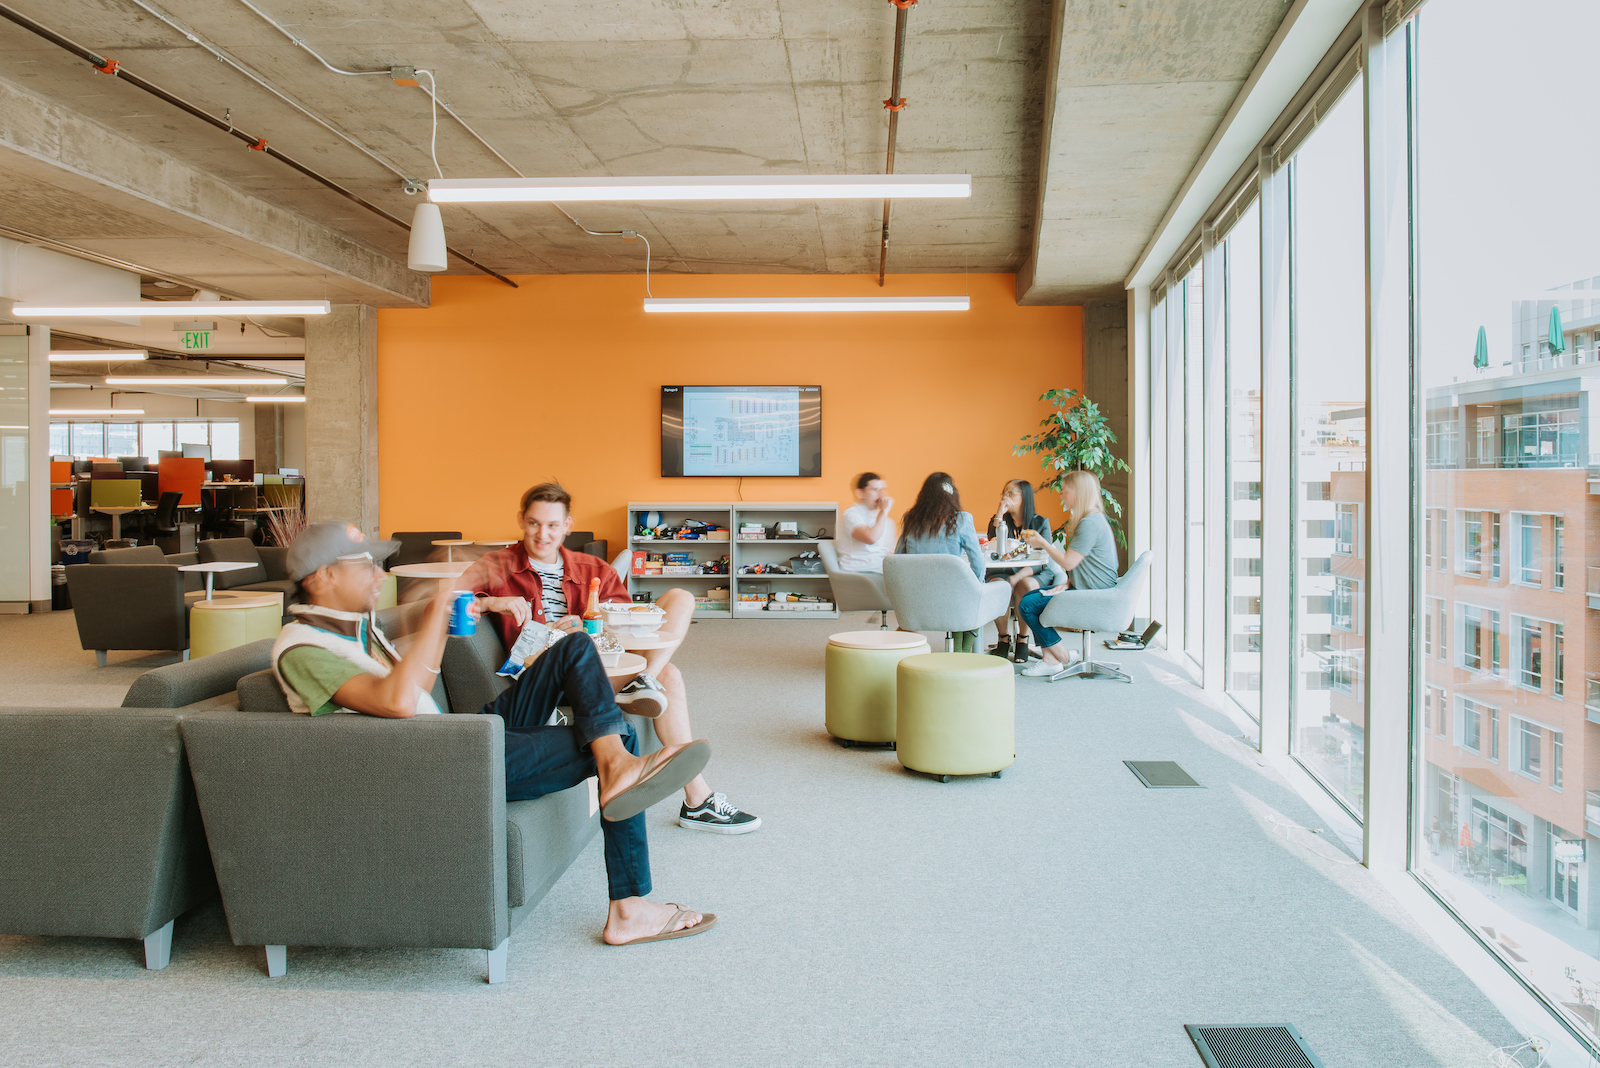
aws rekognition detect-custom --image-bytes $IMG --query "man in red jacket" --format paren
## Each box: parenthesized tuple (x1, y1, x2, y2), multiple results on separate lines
(463, 483, 760, 835)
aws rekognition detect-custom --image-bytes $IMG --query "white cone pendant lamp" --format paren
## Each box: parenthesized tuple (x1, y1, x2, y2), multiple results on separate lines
(408, 201, 448, 272)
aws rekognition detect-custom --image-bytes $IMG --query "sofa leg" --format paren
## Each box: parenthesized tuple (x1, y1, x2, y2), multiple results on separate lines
(265, 944, 287, 978)
(143, 919, 174, 970)
(487, 938, 508, 984)
(96, 650, 107, 668)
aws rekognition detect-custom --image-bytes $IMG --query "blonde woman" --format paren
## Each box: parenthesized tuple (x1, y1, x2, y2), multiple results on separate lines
(1014, 470, 1120, 676)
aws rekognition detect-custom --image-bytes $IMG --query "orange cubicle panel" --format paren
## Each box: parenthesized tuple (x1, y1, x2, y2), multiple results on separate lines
(158, 458, 204, 507)
(50, 461, 71, 517)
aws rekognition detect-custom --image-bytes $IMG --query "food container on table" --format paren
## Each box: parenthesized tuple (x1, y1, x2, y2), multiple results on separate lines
(600, 601, 667, 635)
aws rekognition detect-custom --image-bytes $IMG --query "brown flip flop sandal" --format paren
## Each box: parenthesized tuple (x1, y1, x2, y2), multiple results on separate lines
(599, 740, 711, 821)
(613, 905, 718, 946)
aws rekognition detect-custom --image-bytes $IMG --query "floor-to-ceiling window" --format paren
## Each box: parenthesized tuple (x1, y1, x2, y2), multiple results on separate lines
(1287, 70, 1367, 814)
(1183, 262, 1206, 669)
(1409, 0, 1600, 1045)
(1224, 199, 1263, 720)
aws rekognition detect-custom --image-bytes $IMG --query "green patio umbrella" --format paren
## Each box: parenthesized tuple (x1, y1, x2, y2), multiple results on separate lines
(1473, 326, 1488, 369)
(1548, 303, 1567, 358)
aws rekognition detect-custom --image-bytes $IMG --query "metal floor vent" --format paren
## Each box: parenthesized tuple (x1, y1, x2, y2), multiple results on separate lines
(1185, 1024, 1326, 1068)
(1124, 760, 1203, 788)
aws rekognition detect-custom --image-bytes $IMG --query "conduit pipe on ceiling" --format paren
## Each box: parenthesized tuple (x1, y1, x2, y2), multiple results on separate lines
(0, 2, 516, 287)
(877, 0, 915, 287)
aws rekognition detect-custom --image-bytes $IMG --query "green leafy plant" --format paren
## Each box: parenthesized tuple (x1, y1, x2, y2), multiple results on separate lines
(1013, 387, 1131, 547)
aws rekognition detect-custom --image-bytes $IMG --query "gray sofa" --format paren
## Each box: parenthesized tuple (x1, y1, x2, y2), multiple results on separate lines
(182, 605, 655, 983)
(0, 707, 217, 970)
(67, 546, 204, 666)
(196, 538, 299, 612)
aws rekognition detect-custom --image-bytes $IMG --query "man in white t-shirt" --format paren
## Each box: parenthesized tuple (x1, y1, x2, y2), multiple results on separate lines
(836, 472, 896, 572)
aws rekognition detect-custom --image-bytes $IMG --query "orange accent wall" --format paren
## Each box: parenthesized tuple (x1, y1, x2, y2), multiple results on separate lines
(378, 273, 1083, 549)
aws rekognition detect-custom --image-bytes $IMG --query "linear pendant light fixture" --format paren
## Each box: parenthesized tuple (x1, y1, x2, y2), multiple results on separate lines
(428, 174, 971, 204)
(643, 296, 970, 313)
(246, 395, 305, 403)
(49, 350, 148, 361)
(51, 408, 145, 415)
(12, 301, 331, 318)
(105, 376, 289, 386)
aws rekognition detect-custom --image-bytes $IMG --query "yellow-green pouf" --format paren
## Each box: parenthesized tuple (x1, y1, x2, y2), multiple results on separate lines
(896, 652, 1015, 779)
(377, 572, 398, 610)
(825, 630, 931, 745)
(189, 594, 283, 659)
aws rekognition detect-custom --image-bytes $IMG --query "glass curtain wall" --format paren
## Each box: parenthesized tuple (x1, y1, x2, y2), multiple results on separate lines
(1288, 77, 1367, 814)
(0, 334, 28, 602)
(46, 419, 240, 462)
(1225, 200, 1263, 719)
(1409, 0, 1600, 1046)
(1184, 263, 1206, 667)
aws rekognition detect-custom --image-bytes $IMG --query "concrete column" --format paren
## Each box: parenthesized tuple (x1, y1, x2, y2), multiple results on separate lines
(304, 305, 379, 538)
(1084, 299, 1130, 571)
(254, 403, 283, 475)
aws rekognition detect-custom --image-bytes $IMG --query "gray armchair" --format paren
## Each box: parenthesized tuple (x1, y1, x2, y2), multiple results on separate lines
(66, 562, 190, 667)
(1037, 551, 1153, 683)
(197, 538, 298, 615)
(882, 554, 1012, 651)
(0, 707, 217, 969)
(818, 540, 892, 629)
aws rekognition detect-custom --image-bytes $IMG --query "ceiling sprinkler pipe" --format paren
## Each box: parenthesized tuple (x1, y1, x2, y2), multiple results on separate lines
(879, 0, 912, 287)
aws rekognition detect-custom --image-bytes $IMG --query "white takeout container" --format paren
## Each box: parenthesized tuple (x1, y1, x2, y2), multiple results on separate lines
(600, 601, 666, 635)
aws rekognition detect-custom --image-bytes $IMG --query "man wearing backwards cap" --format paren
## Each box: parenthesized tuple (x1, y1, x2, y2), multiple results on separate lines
(270, 521, 717, 946)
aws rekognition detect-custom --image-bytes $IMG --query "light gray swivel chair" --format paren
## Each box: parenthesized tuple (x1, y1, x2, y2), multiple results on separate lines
(882, 554, 1012, 651)
(1037, 551, 1153, 683)
(818, 540, 892, 629)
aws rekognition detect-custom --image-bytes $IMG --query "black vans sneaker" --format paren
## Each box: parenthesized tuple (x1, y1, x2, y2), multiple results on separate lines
(616, 672, 668, 718)
(678, 792, 761, 834)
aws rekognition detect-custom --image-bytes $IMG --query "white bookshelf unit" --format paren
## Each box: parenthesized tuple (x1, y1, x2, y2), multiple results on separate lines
(625, 501, 840, 620)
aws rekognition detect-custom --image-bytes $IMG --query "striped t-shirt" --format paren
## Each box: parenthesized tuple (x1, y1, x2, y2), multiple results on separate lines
(530, 556, 566, 622)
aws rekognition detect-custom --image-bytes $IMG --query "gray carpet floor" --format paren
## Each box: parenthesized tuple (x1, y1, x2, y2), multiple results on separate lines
(0, 610, 1523, 1067)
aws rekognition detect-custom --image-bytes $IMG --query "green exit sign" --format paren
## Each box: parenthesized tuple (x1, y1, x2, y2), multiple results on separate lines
(182, 331, 211, 351)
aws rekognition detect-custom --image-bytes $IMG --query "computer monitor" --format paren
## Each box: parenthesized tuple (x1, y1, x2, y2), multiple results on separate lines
(116, 456, 148, 472)
(208, 459, 255, 483)
(181, 444, 211, 461)
(158, 450, 183, 460)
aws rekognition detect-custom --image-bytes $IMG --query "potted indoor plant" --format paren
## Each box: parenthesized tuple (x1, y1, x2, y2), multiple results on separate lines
(1013, 387, 1130, 547)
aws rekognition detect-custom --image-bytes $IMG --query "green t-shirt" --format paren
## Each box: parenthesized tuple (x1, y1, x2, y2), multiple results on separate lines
(278, 645, 370, 716)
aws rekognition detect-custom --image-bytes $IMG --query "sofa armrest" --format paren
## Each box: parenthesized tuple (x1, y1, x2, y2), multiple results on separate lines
(123, 638, 274, 708)
(179, 712, 510, 950)
(0, 708, 215, 940)
(256, 545, 290, 582)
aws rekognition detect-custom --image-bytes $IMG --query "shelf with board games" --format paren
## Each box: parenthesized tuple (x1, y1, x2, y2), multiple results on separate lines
(626, 501, 839, 620)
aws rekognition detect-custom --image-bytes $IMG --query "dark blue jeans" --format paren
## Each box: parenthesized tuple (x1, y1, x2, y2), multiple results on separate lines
(480, 635, 649, 901)
(1017, 589, 1063, 650)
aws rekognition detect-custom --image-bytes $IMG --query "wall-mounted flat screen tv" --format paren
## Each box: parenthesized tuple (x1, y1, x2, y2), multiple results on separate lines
(661, 385, 821, 478)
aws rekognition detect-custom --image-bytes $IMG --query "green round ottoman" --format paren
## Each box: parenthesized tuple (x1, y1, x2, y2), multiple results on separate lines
(825, 630, 931, 745)
(189, 594, 283, 659)
(896, 652, 1015, 781)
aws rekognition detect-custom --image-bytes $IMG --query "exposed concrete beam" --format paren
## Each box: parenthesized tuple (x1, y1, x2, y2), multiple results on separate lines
(0, 71, 428, 308)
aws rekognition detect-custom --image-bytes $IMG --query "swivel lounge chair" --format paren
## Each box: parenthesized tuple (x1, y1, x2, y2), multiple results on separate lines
(882, 554, 1012, 652)
(818, 540, 893, 629)
(1036, 551, 1153, 683)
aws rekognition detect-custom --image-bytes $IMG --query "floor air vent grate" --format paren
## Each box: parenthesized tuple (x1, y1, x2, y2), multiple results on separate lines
(1124, 760, 1203, 788)
(1185, 1024, 1326, 1068)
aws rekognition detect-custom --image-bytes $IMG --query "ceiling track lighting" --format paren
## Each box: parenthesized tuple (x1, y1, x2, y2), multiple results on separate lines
(49, 350, 148, 361)
(427, 174, 972, 204)
(13, 301, 330, 318)
(643, 296, 970, 313)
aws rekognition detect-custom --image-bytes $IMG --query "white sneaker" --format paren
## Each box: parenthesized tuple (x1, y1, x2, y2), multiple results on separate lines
(1021, 650, 1081, 677)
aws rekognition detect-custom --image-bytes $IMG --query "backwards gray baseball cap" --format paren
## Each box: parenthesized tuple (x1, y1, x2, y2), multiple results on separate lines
(286, 521, 399, 582)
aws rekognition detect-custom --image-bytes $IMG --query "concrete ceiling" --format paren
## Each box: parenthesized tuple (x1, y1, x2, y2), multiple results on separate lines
(0, 0, 1292, 306)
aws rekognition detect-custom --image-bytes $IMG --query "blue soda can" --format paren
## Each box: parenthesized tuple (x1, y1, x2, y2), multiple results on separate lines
(448, 590, 477, 636)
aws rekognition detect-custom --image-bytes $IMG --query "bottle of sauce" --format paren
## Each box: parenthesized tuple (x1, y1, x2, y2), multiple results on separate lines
(582, 577, 604, 636)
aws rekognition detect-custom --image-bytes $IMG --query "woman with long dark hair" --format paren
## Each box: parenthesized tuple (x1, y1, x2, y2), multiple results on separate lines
(986, 479, 1054, 661)
(895, 472, 985, 651)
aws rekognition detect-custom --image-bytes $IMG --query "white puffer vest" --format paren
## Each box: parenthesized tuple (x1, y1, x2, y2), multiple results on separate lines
(270, 604, 441, 716)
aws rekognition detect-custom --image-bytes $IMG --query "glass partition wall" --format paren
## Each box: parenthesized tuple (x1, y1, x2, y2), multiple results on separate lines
(1139, 0, 1600, 1051)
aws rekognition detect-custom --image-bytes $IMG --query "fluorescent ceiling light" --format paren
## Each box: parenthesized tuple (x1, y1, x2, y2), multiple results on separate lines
(49, 350, 148, 362)
(12, 301, 331, 317)
(51, 409, 145, 415)
(105, 376, 288, 386)
(0, 425, 26, 430)
(429, 174, 971, 203)
(643, 296, 971, 313)
(247, 395, 305, 403)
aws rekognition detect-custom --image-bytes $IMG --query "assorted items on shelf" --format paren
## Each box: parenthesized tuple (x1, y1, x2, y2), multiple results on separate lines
(627, 501, 840, 619)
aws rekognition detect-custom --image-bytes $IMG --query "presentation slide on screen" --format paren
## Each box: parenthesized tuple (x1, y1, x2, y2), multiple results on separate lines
(681, 386, 802, 476)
